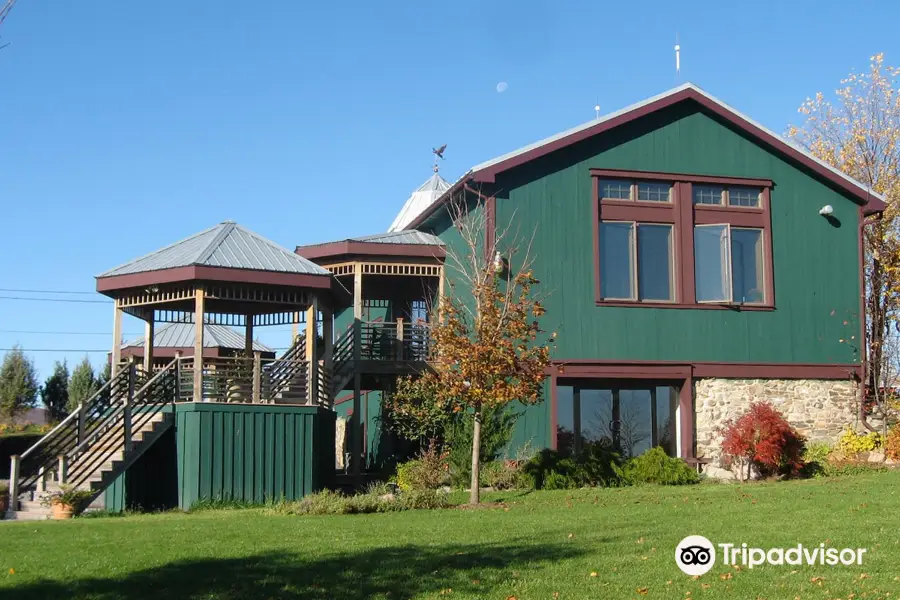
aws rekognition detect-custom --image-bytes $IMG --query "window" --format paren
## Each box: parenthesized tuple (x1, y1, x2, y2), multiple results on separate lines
(600, 179, 672, 203)
(592, 169, 773, 308)
(693, 184, 761, 208)
(693, 185, 724, 205)
(599, 222, 674, 301)
(601, 180, 632, 200)
(637, 182, 671, 202)
(694, 224, 765, 303)
(729, 186, 761, 208)
(556, 383, 680, 458)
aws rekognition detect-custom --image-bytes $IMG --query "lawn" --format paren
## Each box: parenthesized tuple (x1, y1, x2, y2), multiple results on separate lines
(1, 471, 898, 600)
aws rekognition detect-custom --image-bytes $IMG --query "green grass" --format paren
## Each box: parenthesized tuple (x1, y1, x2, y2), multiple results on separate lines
(1, 472, 899, 599)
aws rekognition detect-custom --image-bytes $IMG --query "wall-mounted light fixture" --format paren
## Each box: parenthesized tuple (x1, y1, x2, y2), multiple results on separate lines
(819, 204, 834, 216)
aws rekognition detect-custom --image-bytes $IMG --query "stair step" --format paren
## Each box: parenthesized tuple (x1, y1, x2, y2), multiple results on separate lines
(4, 510, 51, 521)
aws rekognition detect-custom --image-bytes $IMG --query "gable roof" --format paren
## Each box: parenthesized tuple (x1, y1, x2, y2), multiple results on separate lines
(122, 322, 272, 352)
(99, 221, 332, 278)
(388, 172, 452, 232)
(408, 83, 886, 229)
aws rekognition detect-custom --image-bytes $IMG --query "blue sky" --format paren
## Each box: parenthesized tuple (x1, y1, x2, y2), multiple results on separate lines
(1, 0, 898, 381)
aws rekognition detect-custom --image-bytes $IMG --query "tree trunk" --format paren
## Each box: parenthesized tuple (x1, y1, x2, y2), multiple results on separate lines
(469, 409, 482, 505)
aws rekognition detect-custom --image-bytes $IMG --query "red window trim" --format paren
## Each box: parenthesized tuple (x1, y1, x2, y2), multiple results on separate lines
(592, 170, 774, 310)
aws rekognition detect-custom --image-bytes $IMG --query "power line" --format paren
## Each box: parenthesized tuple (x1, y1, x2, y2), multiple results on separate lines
(0, 296, 110, 304)
(0, 330, 141, 336)
(0, 348, 109, 353)
(0, 288, 100, 295)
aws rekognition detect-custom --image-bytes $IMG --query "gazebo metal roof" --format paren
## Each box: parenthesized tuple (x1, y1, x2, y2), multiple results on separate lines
(121, 323, 272, 352)
(100, 221, 331, 278)
(295, 229, 445, 261)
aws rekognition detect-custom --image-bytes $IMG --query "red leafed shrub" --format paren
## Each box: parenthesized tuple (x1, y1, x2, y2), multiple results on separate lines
(718, 402, 806, 481)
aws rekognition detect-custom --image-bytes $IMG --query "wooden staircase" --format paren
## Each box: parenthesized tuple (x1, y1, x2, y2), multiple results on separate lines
(6, 360, 179, 520)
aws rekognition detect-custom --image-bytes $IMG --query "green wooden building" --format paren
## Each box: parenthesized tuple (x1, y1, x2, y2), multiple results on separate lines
(6, 83, 887, 518)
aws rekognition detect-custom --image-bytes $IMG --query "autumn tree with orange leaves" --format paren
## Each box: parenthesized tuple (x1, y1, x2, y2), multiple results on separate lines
(391, 192, 553, 504)
(788, 53, 900, 435)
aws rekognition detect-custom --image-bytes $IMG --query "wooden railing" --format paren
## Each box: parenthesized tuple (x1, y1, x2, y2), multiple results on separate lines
(62, 359, 179, 488)
(359, 320, 433, 362)
(8, 366, 134, 503)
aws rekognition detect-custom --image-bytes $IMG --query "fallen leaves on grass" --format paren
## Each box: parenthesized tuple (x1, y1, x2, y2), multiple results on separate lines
(637, 587, 649, 595)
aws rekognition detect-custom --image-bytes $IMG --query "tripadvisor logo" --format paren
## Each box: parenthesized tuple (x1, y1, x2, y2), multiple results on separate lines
(675, 536, 867, 575)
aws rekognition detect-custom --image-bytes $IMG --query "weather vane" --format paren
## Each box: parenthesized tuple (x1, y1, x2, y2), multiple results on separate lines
(432, 144, 447, 173)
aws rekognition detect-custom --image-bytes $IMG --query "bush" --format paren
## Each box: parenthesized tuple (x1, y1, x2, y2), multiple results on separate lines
(885, 425, 900, 461)
(620, 447, 700, 485)
(800, 442, 833, 477)
(446, 406, 519, 488)
(395, 446, 447, 491)
(523, 442, 624, 490)
(480, 460, 526, 490)
(719, 402, 806, 480)
(837, 426, 883, 456)
(273, 487, 448, 516)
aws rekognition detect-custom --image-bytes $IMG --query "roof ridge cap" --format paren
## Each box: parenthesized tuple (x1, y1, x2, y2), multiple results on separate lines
(194, 222, 236, 266)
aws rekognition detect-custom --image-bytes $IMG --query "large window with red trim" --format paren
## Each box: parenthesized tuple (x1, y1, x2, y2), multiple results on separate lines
(591, 169, 774, 309)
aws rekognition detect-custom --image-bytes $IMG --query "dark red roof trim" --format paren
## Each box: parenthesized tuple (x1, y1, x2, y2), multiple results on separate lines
(295, 241, 445, 261)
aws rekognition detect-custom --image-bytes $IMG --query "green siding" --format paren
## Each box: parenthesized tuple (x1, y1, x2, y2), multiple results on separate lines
(175, 403, 335, 510)
(485, 103, 861, 364)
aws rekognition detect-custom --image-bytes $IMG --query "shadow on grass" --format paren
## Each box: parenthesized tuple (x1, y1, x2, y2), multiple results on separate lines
(3, 541, 585, 600)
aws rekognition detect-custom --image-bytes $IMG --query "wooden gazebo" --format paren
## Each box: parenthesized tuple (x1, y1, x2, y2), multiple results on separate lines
(97, 220, 335, 405)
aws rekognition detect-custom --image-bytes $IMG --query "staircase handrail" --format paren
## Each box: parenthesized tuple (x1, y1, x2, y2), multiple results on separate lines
(66, 359, 177, 459)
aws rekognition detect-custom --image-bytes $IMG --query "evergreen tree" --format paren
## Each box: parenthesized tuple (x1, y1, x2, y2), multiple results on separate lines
(0, 346, 39, 419)
(67, 356, 98, 412)
(40, 360, 69, 422)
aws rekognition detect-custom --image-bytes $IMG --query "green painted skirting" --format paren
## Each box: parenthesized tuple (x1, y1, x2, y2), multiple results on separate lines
(175, 403, 335, 510)
(104, 403, 336, 512)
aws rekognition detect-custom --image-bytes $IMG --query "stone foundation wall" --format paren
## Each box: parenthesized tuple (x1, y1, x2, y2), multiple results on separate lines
(695, 378, 861, 463)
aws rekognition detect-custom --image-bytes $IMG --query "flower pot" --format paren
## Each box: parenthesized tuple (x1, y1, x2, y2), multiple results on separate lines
(0, 494, 8, 513)
(51, 502, 75, 520)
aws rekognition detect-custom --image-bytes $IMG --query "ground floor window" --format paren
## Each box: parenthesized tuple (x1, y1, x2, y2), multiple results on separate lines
(556, 381, 679, 458)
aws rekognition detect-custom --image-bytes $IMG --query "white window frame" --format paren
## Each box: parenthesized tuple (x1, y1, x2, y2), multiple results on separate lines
(601, 221, 676, 302)
(694, 224, 766, 305)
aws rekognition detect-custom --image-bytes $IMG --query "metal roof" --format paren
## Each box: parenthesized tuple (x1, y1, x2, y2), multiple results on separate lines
(121, 322, 272, 352)
(471, 82, 885, 203)
(388, 172, 452, 232)
(350, 230, 444, 245)
(407, 82, 886, 229)
(99, 221, 332, 278)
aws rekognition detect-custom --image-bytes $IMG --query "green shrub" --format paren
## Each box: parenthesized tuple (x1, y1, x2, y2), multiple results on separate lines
(820, 460, 887, 477)
(446, 406, 519, 488)
(836, 426, 883, 456)
(272, 487, 448, 516)
(800, 442, 833, 477)
(522, 442, 624, 490)
(620, 447, 700, 485)
(543, 470, 578, 490)
(480, 460, 526, 490)
(395, 447, 447, 491)
(396, 489, 449, 510)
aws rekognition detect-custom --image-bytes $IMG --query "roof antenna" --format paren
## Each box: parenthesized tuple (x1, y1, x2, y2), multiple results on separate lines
(594, 98, 601, 120)
(432, 144, 446, 173)
(675, 32, 681, 81)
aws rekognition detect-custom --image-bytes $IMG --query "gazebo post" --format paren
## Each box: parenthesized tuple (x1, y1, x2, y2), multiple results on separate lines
(305, 296, 319, 405)
(244, 317, 254, 357)
(321, 306, 334, 408)
(352, 263, 363, 475)
(143, 315, 154, 375)
(111, 301, 123, 378)
(193, 288, 205, 402)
